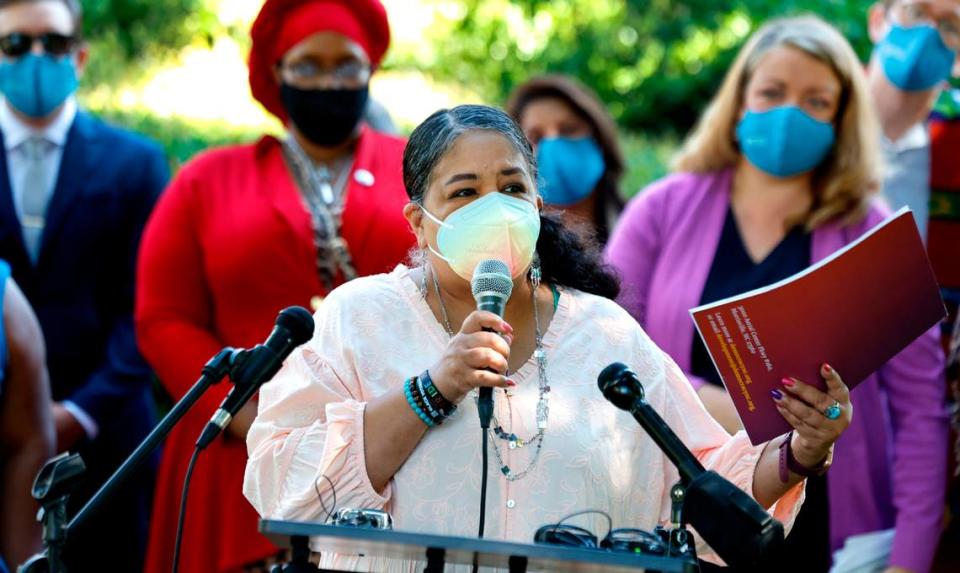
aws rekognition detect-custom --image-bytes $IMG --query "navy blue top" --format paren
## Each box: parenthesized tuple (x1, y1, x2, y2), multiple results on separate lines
(690, 208, 811, 386)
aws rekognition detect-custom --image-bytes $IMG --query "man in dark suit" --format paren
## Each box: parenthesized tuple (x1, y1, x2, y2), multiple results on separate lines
(0, 0, 168, 570)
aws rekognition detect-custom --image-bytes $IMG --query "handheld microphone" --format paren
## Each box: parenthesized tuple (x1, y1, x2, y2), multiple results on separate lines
(598, 362, 705, 484)
(471, 259, 513, 429)
(196, 306, 314, 449)
(598, 362, 785, 568)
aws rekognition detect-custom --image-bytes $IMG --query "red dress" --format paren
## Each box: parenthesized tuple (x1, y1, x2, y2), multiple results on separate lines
(136, 129, 414, 573)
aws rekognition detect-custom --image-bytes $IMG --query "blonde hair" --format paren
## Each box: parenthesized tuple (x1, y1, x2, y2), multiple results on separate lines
(673, 16, 882, 229)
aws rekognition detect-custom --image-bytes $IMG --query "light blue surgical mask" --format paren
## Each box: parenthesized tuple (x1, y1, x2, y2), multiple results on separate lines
(0, 53, 78, 118)
(536, 136, 606, 207)
(876, 24, 956, 91)
(736, 106, 836, 178)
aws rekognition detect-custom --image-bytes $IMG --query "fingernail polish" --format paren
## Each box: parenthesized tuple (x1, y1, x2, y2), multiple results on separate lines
(506, 379, 518, 387)
(770, 389, 784, 401)
(822, 363, 833, 374)
(504, 334, 514, 345)
(502, 321, 514, 334)
(780, 378, 795, 387)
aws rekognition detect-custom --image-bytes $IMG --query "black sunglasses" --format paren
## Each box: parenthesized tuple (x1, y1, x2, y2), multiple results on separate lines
(0, 33, 76, 58)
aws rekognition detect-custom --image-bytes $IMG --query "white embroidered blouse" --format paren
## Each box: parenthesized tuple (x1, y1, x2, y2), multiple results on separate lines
(244, 265, 803, 571)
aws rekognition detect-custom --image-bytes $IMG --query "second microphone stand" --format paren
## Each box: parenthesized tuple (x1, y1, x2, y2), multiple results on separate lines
(19, 347, 246, 573)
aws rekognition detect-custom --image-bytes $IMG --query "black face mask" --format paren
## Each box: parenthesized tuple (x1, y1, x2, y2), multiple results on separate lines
(280, 84, 369, 148)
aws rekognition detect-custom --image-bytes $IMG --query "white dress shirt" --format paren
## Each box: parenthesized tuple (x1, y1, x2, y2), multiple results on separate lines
(0, 96, 76, 226)
(880, 122, 931, 240)
(0, 97, 98, 439)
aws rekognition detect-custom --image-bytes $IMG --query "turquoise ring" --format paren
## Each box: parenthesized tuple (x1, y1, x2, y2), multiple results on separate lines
(824, 401, 842, 420)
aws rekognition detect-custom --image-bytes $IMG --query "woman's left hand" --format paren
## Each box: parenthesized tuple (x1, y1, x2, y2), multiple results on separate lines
(772, 363, 852, 467)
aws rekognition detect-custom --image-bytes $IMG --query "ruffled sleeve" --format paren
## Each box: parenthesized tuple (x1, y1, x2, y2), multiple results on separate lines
(244, 293, 392, 523)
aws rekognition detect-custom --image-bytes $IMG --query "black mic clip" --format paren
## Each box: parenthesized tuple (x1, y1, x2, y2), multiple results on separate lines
(202, 346, 242, 380)
(193, 346, 258, 448)
(194, 345, 265, 451)
(196, 306, 315, 451)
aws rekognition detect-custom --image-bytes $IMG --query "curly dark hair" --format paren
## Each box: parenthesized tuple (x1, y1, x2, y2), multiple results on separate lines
(402, 104, 620, 300)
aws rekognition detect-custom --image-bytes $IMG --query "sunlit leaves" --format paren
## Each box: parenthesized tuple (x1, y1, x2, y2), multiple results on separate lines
(391, 0, 876, 133)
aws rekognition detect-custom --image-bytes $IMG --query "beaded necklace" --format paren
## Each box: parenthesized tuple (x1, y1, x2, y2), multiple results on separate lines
(424, 266, 551, 481)
(282, 137, 357, 291)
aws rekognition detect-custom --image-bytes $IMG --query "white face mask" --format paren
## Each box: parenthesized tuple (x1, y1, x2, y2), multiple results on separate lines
(421, 192, 541, 280)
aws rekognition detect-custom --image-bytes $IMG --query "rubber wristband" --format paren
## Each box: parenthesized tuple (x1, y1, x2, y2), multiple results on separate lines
(420, 370, 456, 416)
(778, 432, 791, 483)
(779, 430, 831, 481)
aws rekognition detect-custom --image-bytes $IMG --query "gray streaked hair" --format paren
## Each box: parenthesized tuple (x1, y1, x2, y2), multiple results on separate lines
(402, 104, 537, 204)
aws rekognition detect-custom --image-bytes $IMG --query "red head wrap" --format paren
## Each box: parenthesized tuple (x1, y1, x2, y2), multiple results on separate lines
(249, 0, 390, 122)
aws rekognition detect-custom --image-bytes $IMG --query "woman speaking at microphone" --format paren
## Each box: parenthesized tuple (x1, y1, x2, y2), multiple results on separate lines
(244, 104, 852, 571)
(135, 1, 415, 571)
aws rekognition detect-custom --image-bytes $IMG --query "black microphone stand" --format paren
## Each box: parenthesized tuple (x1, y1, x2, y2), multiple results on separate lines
(19, 348, 241, 573)
(600, 363, 784, 570)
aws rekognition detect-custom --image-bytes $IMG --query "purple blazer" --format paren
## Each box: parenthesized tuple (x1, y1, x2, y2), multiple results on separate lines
(605, 169, 948, 573)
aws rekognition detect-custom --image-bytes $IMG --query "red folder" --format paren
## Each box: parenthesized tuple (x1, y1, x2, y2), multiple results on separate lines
(690, 208, 946, 445)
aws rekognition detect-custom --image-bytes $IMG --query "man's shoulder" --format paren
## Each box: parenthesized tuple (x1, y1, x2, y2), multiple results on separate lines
(77, 112, 165, 160)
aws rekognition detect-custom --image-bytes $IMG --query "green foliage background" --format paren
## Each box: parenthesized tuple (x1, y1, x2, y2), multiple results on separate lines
(80, 0, 228, 87)
(78, 0, 881, 190)
(389, 0, 877, 134)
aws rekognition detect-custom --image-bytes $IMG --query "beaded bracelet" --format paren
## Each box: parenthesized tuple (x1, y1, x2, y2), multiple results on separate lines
(415, 376, 444, 421)
(410, 376, 441, 423)
(404, 378, 436, 428)
(419, 370, 457, 418)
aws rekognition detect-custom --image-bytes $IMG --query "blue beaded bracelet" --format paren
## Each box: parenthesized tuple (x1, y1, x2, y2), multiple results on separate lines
(415, 376, 444, 421)
(404, 378, 436, 427)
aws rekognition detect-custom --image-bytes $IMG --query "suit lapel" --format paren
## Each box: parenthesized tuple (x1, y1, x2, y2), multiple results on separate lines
(39, 112, 97, 266)
(0, 130, 29, 263)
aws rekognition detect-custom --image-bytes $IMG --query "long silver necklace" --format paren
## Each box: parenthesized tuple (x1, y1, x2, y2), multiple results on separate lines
(282, 137, 357, 291)
(285, 135, 352, 206)
(427, 266, 551, 481)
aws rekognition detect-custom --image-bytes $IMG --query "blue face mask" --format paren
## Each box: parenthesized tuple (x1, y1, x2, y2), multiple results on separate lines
(876, 24, 956, 91)
(736, 106, 836, 178)
(0, 53, 78, 118)
(535, 136, 605, 207)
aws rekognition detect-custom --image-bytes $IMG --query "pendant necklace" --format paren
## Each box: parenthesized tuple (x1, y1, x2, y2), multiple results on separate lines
(427, 265, 551, 481)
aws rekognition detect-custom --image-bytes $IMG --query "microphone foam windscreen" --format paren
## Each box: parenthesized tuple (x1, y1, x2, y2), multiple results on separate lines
(597, 362, 630, 391)
(471, 259, 514, 302)
(277, 306, 315, 345)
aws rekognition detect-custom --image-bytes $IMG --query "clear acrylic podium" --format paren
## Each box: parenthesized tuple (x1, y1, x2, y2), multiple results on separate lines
(260, 520, 698, 573)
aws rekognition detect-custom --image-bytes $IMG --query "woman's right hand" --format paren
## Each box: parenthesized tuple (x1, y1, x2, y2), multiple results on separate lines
(430, 310, 517, 404)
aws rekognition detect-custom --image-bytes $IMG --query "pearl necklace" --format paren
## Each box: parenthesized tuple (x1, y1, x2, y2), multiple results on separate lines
(425, 266, 551, 481)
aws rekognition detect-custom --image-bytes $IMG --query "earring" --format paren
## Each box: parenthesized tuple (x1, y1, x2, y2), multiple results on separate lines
(420, 262, 429, 300)
(529, 252, 542, 290)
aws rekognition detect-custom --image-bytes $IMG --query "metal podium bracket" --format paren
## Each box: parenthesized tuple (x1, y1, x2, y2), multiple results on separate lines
(424, 547, 445, 573)
(508, 554, 529, 573)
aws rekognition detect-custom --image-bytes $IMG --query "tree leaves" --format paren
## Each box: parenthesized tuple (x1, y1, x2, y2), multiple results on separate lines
(391, 0, 877, 134)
